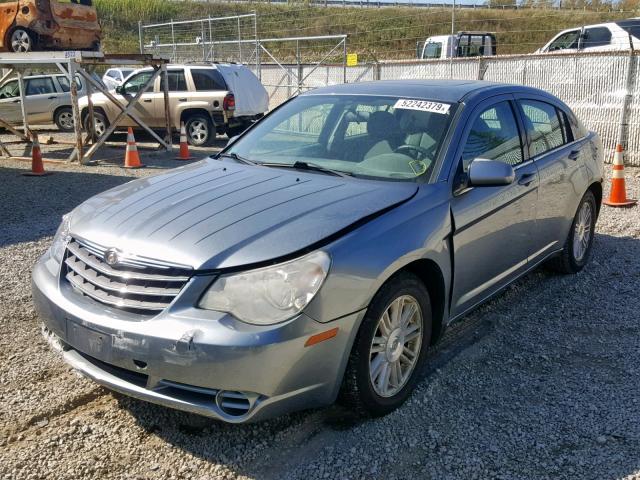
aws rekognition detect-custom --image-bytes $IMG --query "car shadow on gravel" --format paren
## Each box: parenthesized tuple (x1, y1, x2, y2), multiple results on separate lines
(0, 167, 135, 248)
(116, 231, 640, 479)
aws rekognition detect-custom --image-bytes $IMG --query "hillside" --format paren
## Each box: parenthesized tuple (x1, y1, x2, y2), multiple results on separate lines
(95, 0, 638, 60)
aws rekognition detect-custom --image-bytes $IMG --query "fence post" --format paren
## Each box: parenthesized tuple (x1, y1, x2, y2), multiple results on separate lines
(477, 57, 486, 80)
(138, 21, 143, 54)
(617, 36, 636, 152)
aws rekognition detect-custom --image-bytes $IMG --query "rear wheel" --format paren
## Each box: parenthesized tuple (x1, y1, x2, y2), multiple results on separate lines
(548, 190, 597, 274)
(340, 272, 432, 417)
(10, 28, 34, 53)
(185, 115, 214, 147)
(54, 108, 75, 132)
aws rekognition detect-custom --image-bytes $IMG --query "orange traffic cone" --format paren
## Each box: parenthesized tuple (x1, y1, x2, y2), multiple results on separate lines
(603, 144, 637, 207)
(123, 127, 144, 169)
(22, 134, 51, 177)
(175, 122, 193, 160)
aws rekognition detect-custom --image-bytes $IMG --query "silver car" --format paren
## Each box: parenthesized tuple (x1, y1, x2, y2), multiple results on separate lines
(32, 80, 604, 423)
(0, 73, 86, 132)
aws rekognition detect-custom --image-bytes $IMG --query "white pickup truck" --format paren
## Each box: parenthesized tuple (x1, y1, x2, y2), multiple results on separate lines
(417, 31, 496, 60)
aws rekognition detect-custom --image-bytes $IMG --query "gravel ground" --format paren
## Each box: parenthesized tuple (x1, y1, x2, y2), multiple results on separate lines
(1, 150, 639, 480)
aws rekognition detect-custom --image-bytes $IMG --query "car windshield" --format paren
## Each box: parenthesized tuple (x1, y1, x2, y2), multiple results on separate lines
(226, 94, 455, 181)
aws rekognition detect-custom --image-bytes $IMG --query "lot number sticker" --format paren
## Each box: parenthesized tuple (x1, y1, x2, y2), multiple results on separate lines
(394, 99, 450, 115)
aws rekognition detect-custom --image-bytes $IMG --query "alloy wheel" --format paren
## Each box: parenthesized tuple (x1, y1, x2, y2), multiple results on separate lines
(369, 295, 423, 398)
(58, 111, 74, 131)
(188, 120, 208, 145)
(11, 30, 32, 53)
(573, 201, 593, 262)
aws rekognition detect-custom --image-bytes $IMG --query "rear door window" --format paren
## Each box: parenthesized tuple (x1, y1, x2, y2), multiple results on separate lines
(25, 78, 56, 96)
(191, 69, 227, 91)
(462, 101, 524, 169)
(160, 70, 188, 92)
(581, 27, 612, 49)
(519, 100, 566, 157)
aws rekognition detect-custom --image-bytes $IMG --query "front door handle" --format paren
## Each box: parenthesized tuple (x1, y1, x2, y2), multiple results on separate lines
(11, 99, 20, 103)
(518, 173, 536, 186)
(143, 99, 153, 103)
(568, 150, 580, 161)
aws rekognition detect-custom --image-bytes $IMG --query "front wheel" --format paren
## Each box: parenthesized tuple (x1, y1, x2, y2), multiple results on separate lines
(548, 190, 597, 274)
(339, 272, 432, 417)
(83, 112, 109, 139)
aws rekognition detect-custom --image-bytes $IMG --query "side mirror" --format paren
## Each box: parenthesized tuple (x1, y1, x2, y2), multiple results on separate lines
(468, 158, 515, 187)
(226, 135, 240, 147)
(115, 85, 124, 95)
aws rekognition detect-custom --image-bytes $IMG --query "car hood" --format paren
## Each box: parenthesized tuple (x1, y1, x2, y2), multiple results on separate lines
(70, 159, 418, 270)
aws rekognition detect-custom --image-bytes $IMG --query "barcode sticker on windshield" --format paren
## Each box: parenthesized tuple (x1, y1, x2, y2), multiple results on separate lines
(394, 99, 450, 115)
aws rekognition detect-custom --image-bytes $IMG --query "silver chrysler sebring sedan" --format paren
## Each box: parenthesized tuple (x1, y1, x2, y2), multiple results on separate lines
(33, 80, 604, 423)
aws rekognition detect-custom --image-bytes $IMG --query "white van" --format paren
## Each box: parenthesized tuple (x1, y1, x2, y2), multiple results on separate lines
(537, 19, 640, 54)
(417, 31, 496, 60)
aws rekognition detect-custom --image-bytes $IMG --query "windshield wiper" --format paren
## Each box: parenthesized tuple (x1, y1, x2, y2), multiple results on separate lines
(261, 161, 352, 178)
(217, 152, 258, 166)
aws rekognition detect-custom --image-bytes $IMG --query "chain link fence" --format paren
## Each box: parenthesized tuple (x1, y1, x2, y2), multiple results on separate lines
(268, 52, 640, 165)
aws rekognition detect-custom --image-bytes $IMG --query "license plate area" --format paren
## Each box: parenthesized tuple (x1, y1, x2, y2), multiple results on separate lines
(65, 318, 113, 362)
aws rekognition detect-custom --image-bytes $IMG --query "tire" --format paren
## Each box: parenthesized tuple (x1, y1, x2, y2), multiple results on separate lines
(547, 190, 597, 274)
(83, 112, 109, 139)
(339, 271, 432, 417)
(185, 115, 214, 147)
(10, 28, 35, 53)
(54, 107, 75, 132)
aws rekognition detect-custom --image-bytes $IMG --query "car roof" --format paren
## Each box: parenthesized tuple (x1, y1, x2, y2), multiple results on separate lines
(302, 79, 547, 104)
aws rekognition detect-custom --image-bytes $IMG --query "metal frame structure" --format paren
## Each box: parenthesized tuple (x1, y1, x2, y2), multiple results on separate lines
(0, 51, 170, 165)
(257, 35, 348, 96)
(139, 13, 259, 71)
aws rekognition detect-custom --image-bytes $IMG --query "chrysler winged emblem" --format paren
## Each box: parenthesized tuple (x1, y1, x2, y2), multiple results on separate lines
(104, 249, 119, 266)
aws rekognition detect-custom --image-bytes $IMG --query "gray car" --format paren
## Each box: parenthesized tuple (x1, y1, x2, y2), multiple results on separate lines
(0, 74, 87, 132)
(32, 80, 604, 423)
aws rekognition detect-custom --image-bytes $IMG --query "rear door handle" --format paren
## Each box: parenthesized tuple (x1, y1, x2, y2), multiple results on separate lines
(11, 99, 20, 103)
(518, 173, 536, 186)
(143, 99, 153, 103)
(178, 98, 187, 102)
(568, 150, 580, 161)
(47, 96, 57, 100)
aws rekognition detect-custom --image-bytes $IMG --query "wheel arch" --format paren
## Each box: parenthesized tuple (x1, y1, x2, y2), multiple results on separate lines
(401, 259, 447, 345)
(6, 25, 38, 50)
(180, 108, 214, 125)
(588, 180, 603, 218)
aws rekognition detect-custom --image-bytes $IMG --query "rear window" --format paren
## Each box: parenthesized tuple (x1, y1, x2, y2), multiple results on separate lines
(191, 69, 227, 91)
(616, 20, 640, 41)
(57, 75, 83, 92)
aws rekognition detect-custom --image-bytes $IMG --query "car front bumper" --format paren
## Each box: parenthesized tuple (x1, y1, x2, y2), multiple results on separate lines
(32, 253, 363, 423)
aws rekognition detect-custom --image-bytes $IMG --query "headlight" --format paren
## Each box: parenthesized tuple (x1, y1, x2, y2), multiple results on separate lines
(50, 214, 71, 263)
(198, 251, 330, 325)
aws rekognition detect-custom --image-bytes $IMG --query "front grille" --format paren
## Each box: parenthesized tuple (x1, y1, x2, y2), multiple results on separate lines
(63, 239, 192, 313)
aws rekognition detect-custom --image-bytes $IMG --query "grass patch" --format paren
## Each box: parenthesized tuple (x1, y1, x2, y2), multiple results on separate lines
(95, 1, 638, 58)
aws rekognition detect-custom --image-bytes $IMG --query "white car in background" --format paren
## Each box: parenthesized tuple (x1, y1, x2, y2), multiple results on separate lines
(537, 19, 640, 53)
(102, 68, 135, 91)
